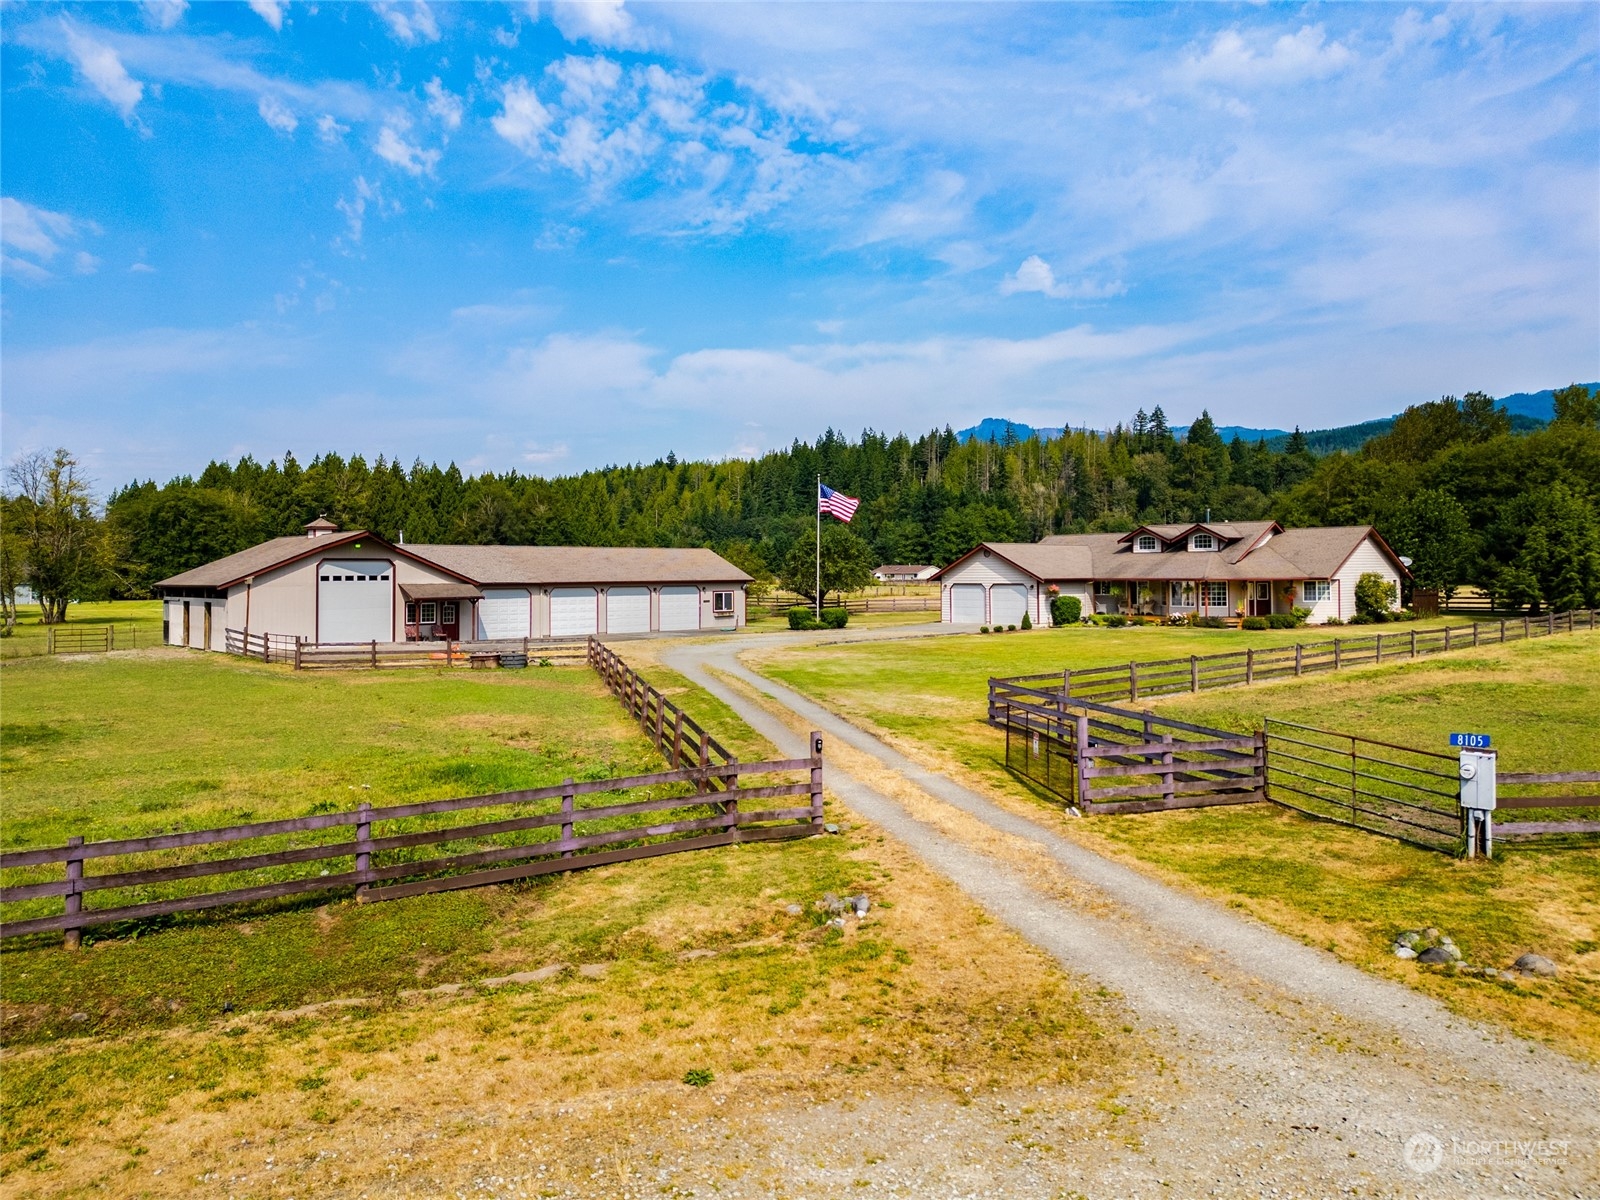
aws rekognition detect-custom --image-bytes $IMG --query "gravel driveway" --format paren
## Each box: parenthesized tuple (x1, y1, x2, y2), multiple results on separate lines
(663, 635, 1599, 1199)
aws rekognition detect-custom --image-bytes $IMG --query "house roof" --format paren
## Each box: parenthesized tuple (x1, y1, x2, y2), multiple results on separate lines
(937, 525, 1406, 584)
(404, 544, 753, 586)
(155, 531, 470, 590)
(401, 582, 485, 601)
(1115, 521, 1280, 549)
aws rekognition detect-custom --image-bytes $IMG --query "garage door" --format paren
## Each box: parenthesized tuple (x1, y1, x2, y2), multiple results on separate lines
(990, 584, 1028, 627)
(318, 561, 393, 643)
(606, 587, 650, 634)
(659, 586, 700, 632)
(950, 584, 985, 624)
(476, 589, 530, 640)
(550, 588, 598, 637)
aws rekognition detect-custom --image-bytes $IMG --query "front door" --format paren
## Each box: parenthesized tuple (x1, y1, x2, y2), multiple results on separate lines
(1250, 582, 1272, 617)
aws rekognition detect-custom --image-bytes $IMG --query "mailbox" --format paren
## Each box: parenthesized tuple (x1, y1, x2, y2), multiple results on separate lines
(1458, 749, 1496, 811)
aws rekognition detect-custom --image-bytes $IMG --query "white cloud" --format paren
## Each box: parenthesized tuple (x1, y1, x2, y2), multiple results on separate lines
(130, 261, 157, 273)
(551, 1, 647, 51)
(374, 125, 440, 176)
(1000, 255, 1126, 301)
(423, 78, 463, 130)
(521, 442, 570, 465)
(1182, 25, 1354, 87)
(61, 23, 145, 121)
(492, 79, 552, 153)
(248, 0, 286, 32)
(73, 251, 100, 275)
(336, 176, 376, 244)
(1, 197, 78, 261)
(141, 0, 187, 30)
(316, 114, 349, 144)
(374, 2, 440, 47)
(549, 54, 622, 108)
(257, 94, 298, 135)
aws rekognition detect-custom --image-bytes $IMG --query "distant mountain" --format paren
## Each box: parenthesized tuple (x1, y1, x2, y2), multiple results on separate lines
(957, 383, 1594, 454)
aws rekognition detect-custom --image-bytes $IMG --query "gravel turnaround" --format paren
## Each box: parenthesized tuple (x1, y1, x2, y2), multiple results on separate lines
(664, 637, 1600, 1200)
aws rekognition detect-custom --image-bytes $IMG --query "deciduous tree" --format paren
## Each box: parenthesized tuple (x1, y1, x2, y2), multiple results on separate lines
(5, 449, 113, 624)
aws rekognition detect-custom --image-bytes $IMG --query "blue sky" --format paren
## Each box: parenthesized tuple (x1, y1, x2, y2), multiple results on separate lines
(2, 2, 1596, 488)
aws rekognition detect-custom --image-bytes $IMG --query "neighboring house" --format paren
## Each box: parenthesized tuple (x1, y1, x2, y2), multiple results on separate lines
(872, 564, 939, 583)
(155, 519, 752, 650)
(933, 522, 1407, 626)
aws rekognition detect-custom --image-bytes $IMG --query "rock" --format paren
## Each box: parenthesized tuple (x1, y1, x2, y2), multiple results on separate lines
(785, 904, 803, 916)
(1424, 927, 1440, 939)
(481, 964, 567, 988)
(1497, 970, 1519, 983)
(578, 963, 610, 979)
(1395, 930, 1424, 949)
(823, 823, 840, 835)
(1416, 946, 1456, 965)
(1392, 945, 1418, 960)
(1513, 953, 1558, 978)
(851, 894, 870, 917)
(69, 1012, 88, 1023)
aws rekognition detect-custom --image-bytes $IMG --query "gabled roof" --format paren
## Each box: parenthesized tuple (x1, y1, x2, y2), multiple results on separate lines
(405, 544, 752, 586)
(156, 531, 475, 591)
(1114, 520, 1280, 546)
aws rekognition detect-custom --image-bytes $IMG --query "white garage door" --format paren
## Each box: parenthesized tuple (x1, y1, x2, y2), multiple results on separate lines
(606, 587, 651, 634)
(476, 589, 531, 640)
(550, 588, 598, 637)
(318, 561, 393, 643)
(990, 584, 1028, 627)
(659, 586, 700, 632)
(950, 584, 985, 624)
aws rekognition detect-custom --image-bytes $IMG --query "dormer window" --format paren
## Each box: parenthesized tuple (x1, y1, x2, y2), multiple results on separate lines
(1190, 532, 1216, 552)
(1134, 535, 1160, 553)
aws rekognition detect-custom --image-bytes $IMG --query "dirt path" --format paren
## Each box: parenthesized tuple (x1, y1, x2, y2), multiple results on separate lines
(664, 636, 1600, 1199)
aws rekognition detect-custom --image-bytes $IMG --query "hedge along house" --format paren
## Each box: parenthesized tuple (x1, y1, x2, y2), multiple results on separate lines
(933, 522, 1408, 627)
(155, 518, 753, 650)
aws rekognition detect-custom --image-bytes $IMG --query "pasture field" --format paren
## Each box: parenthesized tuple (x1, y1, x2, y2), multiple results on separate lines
(754, 630, 1600, 1059)
(0, 601, 164, 659)
(0, 651, 1134, 1196)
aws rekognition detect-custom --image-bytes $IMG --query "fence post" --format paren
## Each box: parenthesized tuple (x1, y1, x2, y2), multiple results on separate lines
(294, 639, 303, 671)
(1161, 733, 1174, 807)
(1253, 730, 1266, 798)
(561, 778, 575, 858)
(1129, 660, 1139, 701)
(1375, 634, 1382, 664)
(355, 801, 373, 898)
(371, 639, 378, 668)
(263, 631, 271, 663)
(109, 626, 116, 652)
(1472, 623, 1479, 648)
(1074, 715, 1090, 809)
(1062, 669, 1072, 699)
(1246, 647, 1254, 685)
(671, 710, 685, 768)
(723, 756, 741, 840)
(1334, 638, 1342, 670)
(1294, 643, 1303, 676)
(654, 695, 665, 751)
(1499, 618, 1506, 643)
(697, 732, 711, 794)
(809, 732, 824, 831)
(1547, 612, 1555, 635)
(47, 627, 54, 655)
(1523, 615, 1530, 638)
(63, 835, 84, 950)
(1444, 627, 1451, 652)
(1191, 655, 1200, 690)
(1410, 629, 1417, 657)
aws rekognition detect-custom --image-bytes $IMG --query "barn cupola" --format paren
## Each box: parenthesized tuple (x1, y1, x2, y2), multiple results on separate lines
(304, 515, 339, 539)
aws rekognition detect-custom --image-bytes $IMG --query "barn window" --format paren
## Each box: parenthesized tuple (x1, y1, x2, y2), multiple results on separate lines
(420, 601, 437, 624)
(712, 590, 735, 615)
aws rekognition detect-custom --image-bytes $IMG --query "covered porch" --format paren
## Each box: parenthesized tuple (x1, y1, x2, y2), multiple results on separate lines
(401, 582, 484, 641)
(1090, 579, 1299, 621)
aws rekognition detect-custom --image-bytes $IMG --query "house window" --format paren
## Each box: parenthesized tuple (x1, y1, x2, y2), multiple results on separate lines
(1170, 581, 1196, 607)
(712, 590, 735, 616)
(1135, 535, 1159, 553)
(405, 602, 418, 624)
(1201, 581, 1228, 608)
(1303, 580, 1332, 603)
(420, 601, 437, 624)
(1094, 580, 1114, 596)
(1191, 533, 1215, 551)
(442, 602, 457, 624)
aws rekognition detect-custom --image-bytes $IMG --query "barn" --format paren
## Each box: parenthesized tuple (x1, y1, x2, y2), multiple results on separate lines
(155, 519, 752, 649)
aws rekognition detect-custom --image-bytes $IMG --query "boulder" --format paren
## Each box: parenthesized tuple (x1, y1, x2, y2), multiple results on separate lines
(1512, 953, 1557, 978)
(1395, 930, 1424, 949)
(851, 894, 870, 917)
(1416, 946, 1456, 965)
(1392, 945, 1418, 960)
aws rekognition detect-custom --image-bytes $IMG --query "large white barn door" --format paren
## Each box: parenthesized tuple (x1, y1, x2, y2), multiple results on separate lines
(476, 589, 531, 640)
(606, 587, 650, 634)
(658, 586, 700, 632)
(317, 561, 393, 643)
(950, 584, 985, 624)
(990, 584, 1027, 627)
(550, 588, 598, 637)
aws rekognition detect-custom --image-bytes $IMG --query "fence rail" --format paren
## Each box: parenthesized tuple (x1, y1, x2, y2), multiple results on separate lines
(1495, 771, 1600, 839)
(222, 630, 590, 670)
(755, 593, 939, 616)
(588, 638, 738, 779)
(993, 609, 1598, 705)
(0, 749, 825, 945)
(1, 624, 145, 658)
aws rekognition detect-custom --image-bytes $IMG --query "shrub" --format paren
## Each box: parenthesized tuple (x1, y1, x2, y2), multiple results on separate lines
(1349, 613, 1375, 624)
(1104, 614, 1128, 628)
(1240, 616, 1269, 630)
(1020, 612, 1032, 630)
(1323, 616, 1344, 626)
(1266, 613, 1296, 629)
(787, 606, 820, 630)
(1191, 615, 1227, 629)
(1355, 571, 1398, 619)
(683, 1068, 714, 1087)
(1166, 613, 1189, 626)
(1290, 606, 1312, 625)
(1006, 623, 1017, 631)
(1050, 594, 1082, 626)
(820, 607, 849, 629)
(979, 625, 990, 634)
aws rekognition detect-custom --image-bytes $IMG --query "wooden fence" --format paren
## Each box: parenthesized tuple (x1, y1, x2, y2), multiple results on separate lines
(993, 609, 1599, 705)
(1495, 771, 1600, 840)
(990, 681, 1264, 813)
(0, 748, 825, 947)
(223, 629, 589, 670)
(587, 637, 741, 777)
(754, 593, 939, 617)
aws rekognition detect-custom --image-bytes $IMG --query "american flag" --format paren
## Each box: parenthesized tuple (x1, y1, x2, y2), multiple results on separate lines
(818, 482, 859, 522)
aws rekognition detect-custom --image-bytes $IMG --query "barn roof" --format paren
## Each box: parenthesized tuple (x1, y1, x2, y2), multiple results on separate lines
(406, 544, 752, 586)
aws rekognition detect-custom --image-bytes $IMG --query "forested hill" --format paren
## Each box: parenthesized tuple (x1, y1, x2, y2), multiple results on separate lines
(108, 387, 1600, 610)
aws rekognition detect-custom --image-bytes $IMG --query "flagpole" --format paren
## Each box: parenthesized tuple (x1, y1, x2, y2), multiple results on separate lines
(815, 474, 822, 622)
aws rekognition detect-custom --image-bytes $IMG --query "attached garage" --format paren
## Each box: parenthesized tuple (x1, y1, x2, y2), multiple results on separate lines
(950, 584, 985, 624)
(476, 589, 531, 640)
(550, 587, 599, 637)
(318, 561, 393, 643)
(990, 584, 1028, 627)
(606, 587, 651, 634)
(658, 586, 700, 632)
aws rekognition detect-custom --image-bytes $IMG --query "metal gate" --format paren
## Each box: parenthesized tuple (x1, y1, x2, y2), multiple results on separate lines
(1262, 719, 1460, 852)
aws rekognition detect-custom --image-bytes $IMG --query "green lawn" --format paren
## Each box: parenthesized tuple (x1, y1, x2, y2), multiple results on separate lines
(0, 600, 164, 659)
(754, 630, 1600, 1059)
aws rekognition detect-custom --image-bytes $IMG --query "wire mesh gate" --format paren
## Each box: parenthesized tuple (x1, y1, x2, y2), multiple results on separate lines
(1262, 719, 1460, 852)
